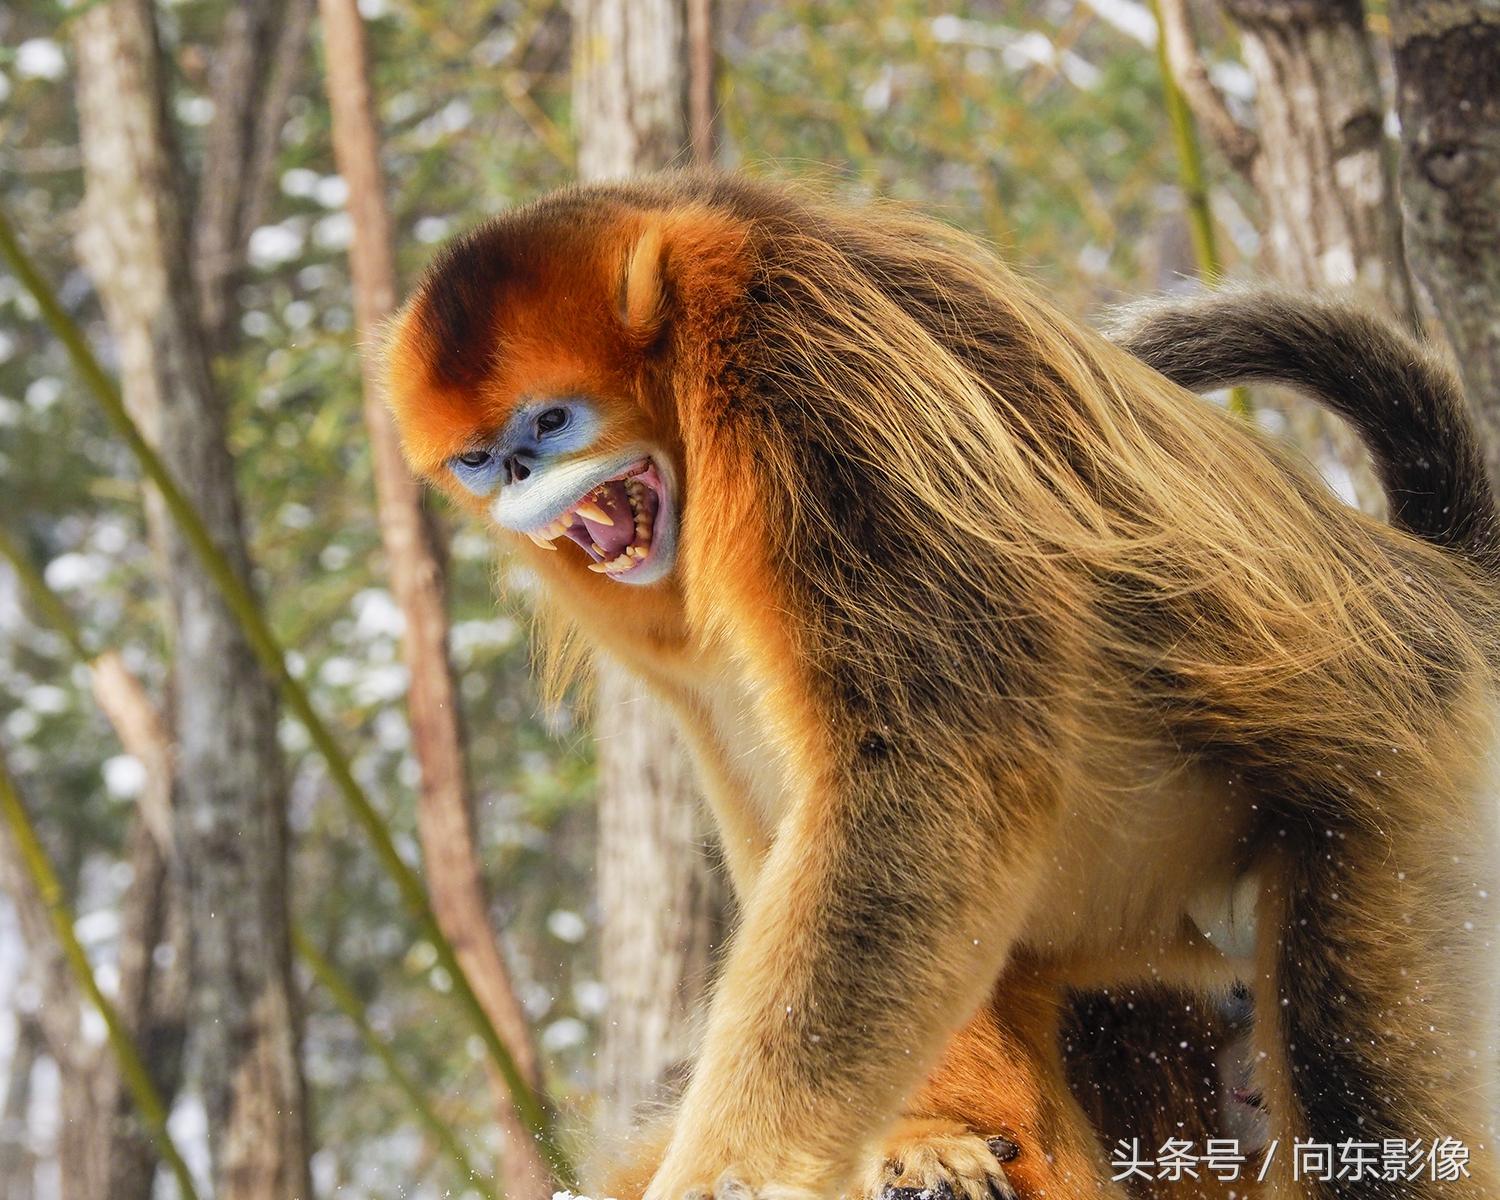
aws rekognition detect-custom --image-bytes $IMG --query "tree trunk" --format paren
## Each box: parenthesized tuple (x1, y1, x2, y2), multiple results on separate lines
(1220, 0, 1417, 512)
(317, 4, 554, 1197)
(1390, 1, 1500, 486)
(0, 815, 100, 1200)
(88, 652, 190, 1200)
(571, 0, 727, 1138)
(71, 4, 312, 1198)
(573, 0, 691, 181)
(94, 822, 190, 1200)
(0, 1016, 40, 1200)
(1221, 0, 1417, 316)
(194, 0, 317, 353)
(685, 0, 717, 166)
(592, 669, 721, 1129)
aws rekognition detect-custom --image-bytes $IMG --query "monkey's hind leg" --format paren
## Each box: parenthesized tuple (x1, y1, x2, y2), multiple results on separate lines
(1252, 808, 1500, 1198)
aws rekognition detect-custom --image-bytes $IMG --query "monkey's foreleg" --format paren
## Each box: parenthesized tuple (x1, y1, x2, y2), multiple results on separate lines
(641, 761, 1056, 1200)
(616, 975, 1219, 1200)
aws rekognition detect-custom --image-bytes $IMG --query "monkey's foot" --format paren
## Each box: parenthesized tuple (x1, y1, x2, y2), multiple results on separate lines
(855, 1117, 1018, 1200)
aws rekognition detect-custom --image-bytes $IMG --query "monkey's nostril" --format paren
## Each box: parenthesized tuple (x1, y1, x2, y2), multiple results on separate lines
(505, 456, 531, 484)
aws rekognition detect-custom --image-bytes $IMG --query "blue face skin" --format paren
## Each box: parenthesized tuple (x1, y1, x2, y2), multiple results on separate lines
(445, 396, 678, 586)
(447, 399, 603, 502)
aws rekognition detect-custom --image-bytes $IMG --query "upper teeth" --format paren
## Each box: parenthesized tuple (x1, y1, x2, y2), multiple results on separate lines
(525, 476, 654, 574)
(574, 500, 612, 525)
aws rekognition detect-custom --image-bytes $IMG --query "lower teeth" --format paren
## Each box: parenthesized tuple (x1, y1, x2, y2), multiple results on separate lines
(579, 477, 653, 574)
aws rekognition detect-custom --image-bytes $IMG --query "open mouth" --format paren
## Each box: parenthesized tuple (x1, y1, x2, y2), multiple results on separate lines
(526, 459, 666, 579)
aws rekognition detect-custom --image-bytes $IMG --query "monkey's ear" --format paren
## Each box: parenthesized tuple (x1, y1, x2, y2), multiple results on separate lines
(615, 207, 750, 344)
(619, 223, 667, 334)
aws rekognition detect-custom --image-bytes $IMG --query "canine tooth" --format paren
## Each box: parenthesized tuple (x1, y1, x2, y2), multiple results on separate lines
(587, 562, 610, 573)
(575, 500, 613, 525)
(528, 532, 557, 550)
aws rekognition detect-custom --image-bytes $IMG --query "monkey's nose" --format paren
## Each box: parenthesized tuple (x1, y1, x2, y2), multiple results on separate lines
(504, 454, 533, 485)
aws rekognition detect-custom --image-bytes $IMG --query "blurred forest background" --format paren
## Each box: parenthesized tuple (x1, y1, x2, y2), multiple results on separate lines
(0, 0, 1496, 1197)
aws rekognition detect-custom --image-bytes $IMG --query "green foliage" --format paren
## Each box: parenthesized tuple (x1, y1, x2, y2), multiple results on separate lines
(725, 0, 1178, 301)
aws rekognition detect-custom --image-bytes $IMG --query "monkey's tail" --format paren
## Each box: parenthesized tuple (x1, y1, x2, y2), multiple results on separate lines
(1111, 289, 1500, 573)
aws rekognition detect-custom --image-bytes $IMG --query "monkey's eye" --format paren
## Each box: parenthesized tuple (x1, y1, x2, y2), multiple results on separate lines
(536, 407, 569, 435)
(456, 449, 493, 469)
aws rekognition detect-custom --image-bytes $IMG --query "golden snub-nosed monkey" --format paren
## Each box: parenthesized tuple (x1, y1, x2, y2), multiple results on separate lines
(385, 172, 1500, 1200)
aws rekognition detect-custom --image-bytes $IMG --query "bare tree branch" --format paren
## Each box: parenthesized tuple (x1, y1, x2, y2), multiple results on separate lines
(1157, 0, 1259, 175)
(316, 3, 559, 1196)
(237, 0, 317, 253)
(93, 661, 188, 1200)
(90, 652, 174, 852)
(193, 0, 316, 351)
(0, 749, 200, 1200)
(0, 529, 187, 1200)
(97, 821, 190, 1200)
(686, 0, 716, 165)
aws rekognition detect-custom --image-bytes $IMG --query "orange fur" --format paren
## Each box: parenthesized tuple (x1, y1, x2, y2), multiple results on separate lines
(387, 173, 1500, 1200)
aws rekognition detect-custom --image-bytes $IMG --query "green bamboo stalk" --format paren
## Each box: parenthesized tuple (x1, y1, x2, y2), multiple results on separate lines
(294, 929, 501, 1200)
(1149, 0, 1251, 418)
(0, 208, 576, 1189)
(0, 524, 93, 662)
(1, 526, 495, 1197)
(0, 746, 202, 1200)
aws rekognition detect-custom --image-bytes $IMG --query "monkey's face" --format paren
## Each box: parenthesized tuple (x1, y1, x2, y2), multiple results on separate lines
(385, 206, 707, 597)
(442, 399, 679, 586)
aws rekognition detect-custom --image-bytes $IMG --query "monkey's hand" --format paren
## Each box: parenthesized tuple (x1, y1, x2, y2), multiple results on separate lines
(638, 1120, 1018, 1200)
(854, 1118, 1018, 1200)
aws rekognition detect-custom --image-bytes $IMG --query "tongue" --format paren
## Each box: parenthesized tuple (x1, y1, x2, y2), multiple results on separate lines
(566, 480, 635, 559)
